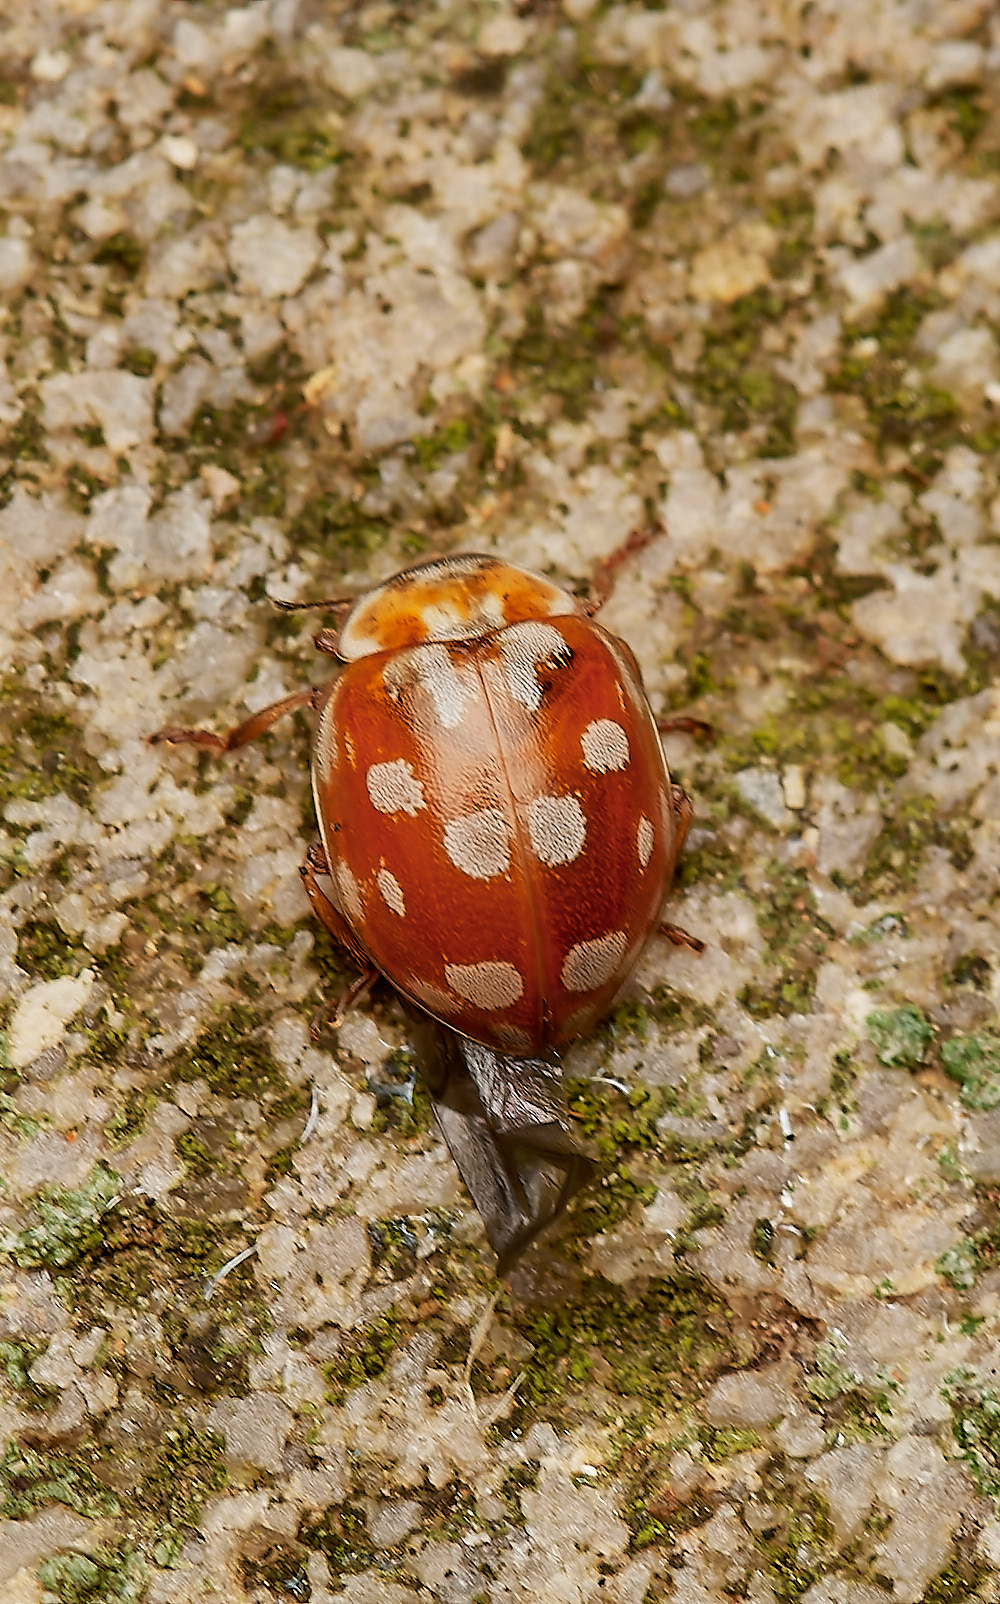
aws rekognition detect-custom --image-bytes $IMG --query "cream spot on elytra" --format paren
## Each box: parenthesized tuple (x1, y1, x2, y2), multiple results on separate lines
(581, 718, 630, 774)
(376, 866, 405, 916)
(637, 815, 654, 869)
(334, 859, 364, 925)
(383, 643, 472, 729)
(560, 931, 628, 992)
(493, 1023, 533, 1054)
(443, 809, 510, 879)
(366, 758, 426, 816)
(527, 794, 586, 867)
(499, 621, 571, 712)
(405, 979, 460, 1016)
(445, 960, 524, 1010)
(563, 1003, 599, 1039)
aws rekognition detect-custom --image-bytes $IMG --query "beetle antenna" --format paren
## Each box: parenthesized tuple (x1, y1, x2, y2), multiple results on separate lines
(271, 595, 353, 614)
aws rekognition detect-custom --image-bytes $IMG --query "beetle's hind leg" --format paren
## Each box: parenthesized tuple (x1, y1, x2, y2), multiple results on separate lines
(300, 840, 378, 1039)
(150, 684, 325, 753)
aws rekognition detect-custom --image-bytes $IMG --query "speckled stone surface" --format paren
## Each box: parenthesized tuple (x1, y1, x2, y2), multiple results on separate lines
(3, 2, 1000, 1601)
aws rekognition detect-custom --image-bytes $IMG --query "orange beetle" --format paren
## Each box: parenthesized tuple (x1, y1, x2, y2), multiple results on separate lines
(310, 553, 693, 1055)
(155, 553, 699, 1052)
(153, 551, 701, 1266)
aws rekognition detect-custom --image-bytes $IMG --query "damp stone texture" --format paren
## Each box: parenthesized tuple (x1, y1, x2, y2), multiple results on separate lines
(3, 2, 1000, 1602)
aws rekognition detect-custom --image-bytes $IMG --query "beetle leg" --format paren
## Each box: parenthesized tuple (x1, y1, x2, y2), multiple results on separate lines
(299, 839, 379, 1035)
(299, 840, 364, 956)
(671, 783, 695, 853)
(587, 523, 663, 609)
(658, 921, 705, 953)
(150, 684, 326, 753)
(309, 968, 377, 1040)
(312, 628, 341, 656)
(658, 715, 714, 741)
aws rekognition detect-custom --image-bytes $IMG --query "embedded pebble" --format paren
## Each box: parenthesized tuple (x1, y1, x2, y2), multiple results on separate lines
(8, 972, 95, 1069)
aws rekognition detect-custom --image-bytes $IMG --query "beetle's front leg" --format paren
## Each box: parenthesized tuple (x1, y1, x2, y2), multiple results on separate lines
(150, 684, 326, 754)
(300, 840, 379, 1036)
(584, 524, 662, 611)
(657, 714, 714, 741)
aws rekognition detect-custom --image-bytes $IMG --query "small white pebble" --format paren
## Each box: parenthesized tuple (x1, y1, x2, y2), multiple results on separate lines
(31, 48, 71, 81)
(9, 971, 95, 1069)
(479, 15, 531, 56)
(782, 765, 806, 811)
(351, 1091, 377, 1129)
(161, 134, 199, 170)
(200, 463, 241, 510)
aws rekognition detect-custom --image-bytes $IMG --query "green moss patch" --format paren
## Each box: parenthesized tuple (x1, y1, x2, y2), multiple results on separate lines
(238, 75, 340, 170)
(14, 918, 89, 981)
(508, 299, 602, 424)
(741, 862, 830, 1017)
(829, 288, 964, 473)
(0, 699, 106, 815)
(861, 794, 972, 901)
(942, 1366, 1000, 1508)
(0, 1439, 118, 1521)
(757, 1485, 834, 1602)
(167, 880, 253, 952)
(936, 1238, 980, 1292)
(291, 486, 393, 563)
(151, 1424, 229, 1543)
(509, 1272, 737, 1418)
(2, 1160, 122, 1271)
(37, 1544, 148, 1604)
(240, 1532, 313, 1599)
(940, 1034, 1000, 1111)
(693, 286, 798, 457)
(803, 1337, 898, 1444)
(174, 1004, 283, 1099)
(0, 1337, 58, 1410)
(866, 1005, 934, 1069)
(323, 1313, 403, 1404)
(299, 1499, 381, 1579)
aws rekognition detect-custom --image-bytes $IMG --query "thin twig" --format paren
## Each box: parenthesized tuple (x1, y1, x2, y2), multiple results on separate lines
(203, 1243, 258, 1302)
(300, 1085, 320, 1145)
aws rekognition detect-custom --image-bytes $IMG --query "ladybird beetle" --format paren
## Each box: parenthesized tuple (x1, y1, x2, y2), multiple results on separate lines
(156, 553, 696, 1054)
(152, 551, 702, 1265)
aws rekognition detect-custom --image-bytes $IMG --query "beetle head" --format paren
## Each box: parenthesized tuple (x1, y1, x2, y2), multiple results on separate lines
(337, 553, 579, 660)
